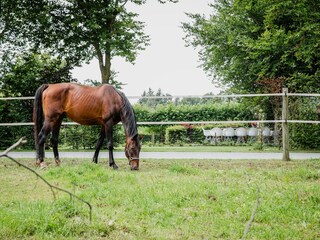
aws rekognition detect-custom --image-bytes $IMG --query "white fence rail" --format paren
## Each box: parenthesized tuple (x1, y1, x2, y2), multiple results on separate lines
(1, 119, 320, 127)
(1, 89, 319, 161)
(1, 91, 319, 126)
(1, 92, 319, 101)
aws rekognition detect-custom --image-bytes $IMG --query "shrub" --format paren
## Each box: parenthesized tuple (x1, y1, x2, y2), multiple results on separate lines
(165, 125, 187, 145)
(289, 98, 320, 149)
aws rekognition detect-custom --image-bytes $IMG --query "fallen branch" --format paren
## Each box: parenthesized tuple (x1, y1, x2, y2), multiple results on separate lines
(1, 137, 27, 156)
(242, 187, 261, 239)
(0, 138, 92, 223)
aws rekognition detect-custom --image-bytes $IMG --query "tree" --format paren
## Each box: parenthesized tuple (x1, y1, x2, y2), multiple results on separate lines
(138, 88, 172, 108)
(1, 0, 150, 84)
(183, 0, 320, 93)
(175, 92, 225, 105)
(0, 53, 73, 148)
(183, 0, 320, 149)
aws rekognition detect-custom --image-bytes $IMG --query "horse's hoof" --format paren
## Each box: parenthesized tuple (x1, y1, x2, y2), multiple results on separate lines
(40, 162, 48, 169)
(112, 164, 119, 170)
(35, 159, 41, 166)
(55, 159, 61, 167)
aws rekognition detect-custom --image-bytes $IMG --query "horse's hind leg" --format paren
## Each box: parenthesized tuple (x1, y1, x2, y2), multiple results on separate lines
(50, 117, 63, 166)
(93, 126, 105, 164)
(36, 121, 51, 168)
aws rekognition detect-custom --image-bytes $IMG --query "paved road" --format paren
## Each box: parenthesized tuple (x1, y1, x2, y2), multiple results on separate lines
(6, 151, 320, 160)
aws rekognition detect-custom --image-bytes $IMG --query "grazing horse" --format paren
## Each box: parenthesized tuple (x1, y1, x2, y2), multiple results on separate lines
(33, 83, 140, 170)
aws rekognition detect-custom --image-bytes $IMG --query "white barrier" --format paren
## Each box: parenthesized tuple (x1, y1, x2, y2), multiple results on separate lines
(1, 119, 319, 127)
(1, 90, 319, 161)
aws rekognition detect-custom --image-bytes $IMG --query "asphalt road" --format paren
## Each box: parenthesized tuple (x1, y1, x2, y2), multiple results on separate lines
(6, 151, 320, 160)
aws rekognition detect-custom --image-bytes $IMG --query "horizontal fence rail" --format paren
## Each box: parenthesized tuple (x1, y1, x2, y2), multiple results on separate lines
(2, 92, 320, 101)
(0, 96, 35, 100)
(1, 89, 319, 161)
(0, 91, 319, 127)
(1, 120, 320, 127)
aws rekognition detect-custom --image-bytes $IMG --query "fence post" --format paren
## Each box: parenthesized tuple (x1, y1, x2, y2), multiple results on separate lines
(282, 88, 290, 161)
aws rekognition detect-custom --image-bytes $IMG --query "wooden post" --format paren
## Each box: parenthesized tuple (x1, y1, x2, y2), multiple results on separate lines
(282, 88, 290, 161)
(151, 130, 155, 145)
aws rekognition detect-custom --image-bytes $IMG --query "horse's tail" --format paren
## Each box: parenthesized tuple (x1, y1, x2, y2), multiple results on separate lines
(33, 84, 49, 147)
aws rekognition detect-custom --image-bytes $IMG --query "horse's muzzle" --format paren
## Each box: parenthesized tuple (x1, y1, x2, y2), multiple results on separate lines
(131, 166, 139, 171)
(129, 159, 139, 171)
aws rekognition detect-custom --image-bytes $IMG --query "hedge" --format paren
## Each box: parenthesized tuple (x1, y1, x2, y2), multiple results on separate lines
(134, 102, 254, 122)
(1, 100, 319, 150)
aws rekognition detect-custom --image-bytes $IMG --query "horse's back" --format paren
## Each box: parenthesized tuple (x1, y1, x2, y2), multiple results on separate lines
(42, 83, 122, 125)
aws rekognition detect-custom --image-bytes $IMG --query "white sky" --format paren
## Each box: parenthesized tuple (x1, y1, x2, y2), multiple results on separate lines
(72, 0, 217, 97)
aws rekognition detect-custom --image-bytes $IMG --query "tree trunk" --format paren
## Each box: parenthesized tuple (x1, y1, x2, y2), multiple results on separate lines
(94, 43, 111, 84)
(101, 51, 111, 84)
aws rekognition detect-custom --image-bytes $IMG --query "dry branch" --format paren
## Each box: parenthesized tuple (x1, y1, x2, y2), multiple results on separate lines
(0, 138, 92, 223)
(242, 188, 261, 239)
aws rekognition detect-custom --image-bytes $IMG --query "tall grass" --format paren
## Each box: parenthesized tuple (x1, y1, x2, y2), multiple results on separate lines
(0, 158, 319, 239)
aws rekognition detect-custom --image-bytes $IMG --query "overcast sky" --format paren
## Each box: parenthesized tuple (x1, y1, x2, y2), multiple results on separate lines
(72, 0, 217, 97)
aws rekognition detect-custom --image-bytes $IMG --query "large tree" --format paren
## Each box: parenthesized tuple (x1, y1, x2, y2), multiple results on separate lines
(0, 0, 150, 84)
(183, 0, 320, 93)
(0, 53, 73, 148)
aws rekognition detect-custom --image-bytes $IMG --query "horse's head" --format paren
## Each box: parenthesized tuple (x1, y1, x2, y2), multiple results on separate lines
(125, 134, 141, 170)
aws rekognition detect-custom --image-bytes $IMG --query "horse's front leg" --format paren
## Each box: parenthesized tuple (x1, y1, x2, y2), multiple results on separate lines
(93, 126, 105, 164)
(106, 127, 118, 170)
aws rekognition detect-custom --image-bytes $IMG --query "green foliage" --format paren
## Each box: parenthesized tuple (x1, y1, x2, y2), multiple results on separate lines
(290, 123, 320, 149)
(289, 98, 320, 149)
(183, 0, 320, 93)
(0, 53, 73, 96)
(0, 53, 73, 149)
(0, 0, 150, 83)
(134, 101, 253, 122)
(61, 125, 100, 150)
(134, 101, 254, 145)
(183, 0, 320, 149)
(165, 125, 187, 145)
(165, 125, 203, 145)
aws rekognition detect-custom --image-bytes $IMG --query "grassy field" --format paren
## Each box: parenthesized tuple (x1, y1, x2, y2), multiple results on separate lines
(0, 157, 320, 239)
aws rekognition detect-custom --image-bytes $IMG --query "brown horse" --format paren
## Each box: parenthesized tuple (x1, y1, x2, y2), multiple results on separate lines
(33, 83, 140, 170)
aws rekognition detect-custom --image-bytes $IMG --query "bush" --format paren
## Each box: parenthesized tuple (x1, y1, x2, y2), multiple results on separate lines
(290, 123, 320, 149)
(165, 126, 188, 145)
(289, 98, 320, 149)
(133, 102, 253, 122)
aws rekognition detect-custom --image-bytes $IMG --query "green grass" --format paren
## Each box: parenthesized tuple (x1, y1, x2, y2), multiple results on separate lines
(0, 158, 320, 239)
(8, 144, 320, 153)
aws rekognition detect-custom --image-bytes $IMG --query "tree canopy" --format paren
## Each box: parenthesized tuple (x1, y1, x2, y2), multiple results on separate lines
(183, 0, 320, 93)
(0, 0, 151, 84)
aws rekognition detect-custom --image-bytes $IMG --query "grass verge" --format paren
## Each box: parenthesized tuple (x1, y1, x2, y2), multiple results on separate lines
(0, 158, 320, 239)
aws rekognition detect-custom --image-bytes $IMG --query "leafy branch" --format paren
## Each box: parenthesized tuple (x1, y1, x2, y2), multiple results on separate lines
(0, 138, 92, 223)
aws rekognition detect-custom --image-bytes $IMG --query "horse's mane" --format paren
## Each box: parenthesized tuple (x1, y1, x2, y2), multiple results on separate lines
(114, 88, 138, 139)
